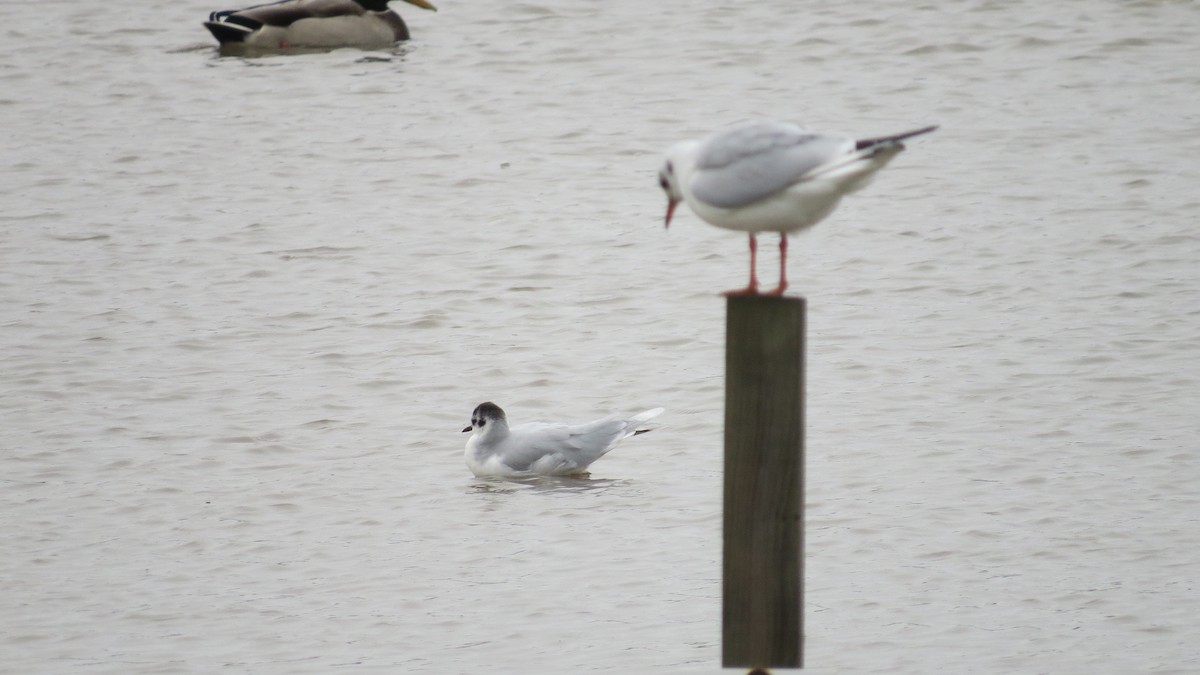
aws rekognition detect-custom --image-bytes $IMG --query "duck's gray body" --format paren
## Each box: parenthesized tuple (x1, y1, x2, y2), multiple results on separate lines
(204, 0, 436, 51)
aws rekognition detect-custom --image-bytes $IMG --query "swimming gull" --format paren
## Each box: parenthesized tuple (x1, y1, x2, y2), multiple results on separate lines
(462, 402, 663, 477)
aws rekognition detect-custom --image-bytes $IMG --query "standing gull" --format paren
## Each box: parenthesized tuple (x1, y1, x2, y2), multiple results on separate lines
(658, 120, 937, 295)
(462, 402, 663, 477)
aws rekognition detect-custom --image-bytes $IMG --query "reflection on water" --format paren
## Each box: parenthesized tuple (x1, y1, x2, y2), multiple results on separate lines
(468, 474, 630, 495)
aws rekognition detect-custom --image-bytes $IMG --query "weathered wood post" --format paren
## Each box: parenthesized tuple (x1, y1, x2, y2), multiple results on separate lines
(723, 294, 805, 670)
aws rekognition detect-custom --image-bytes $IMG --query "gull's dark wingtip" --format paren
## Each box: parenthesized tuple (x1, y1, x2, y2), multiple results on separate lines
(855, 124, 940, 150)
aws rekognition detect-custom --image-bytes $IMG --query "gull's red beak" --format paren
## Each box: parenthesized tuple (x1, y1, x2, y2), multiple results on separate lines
(665, 198, 679, 229)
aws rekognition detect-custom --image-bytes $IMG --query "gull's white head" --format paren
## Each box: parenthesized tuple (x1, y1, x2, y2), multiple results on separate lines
(658, 140, 701, 230)
(462, 401, 508, 438)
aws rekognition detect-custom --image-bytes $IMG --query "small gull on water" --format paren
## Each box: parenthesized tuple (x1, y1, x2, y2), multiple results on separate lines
(462, 402, 664, 477)
(658, 120, 938, 295)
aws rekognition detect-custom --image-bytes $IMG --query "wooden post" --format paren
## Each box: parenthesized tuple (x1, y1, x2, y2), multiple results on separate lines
(723, 295, 805, 669)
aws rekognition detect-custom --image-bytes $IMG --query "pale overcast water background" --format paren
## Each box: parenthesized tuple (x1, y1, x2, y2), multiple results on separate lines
(3, 1, 1199, 673)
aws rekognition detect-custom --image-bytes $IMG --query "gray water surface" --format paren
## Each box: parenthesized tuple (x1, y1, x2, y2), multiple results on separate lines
(3, 1, 1198, 672)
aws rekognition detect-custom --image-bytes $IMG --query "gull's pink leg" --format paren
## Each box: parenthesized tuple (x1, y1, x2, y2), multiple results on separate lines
(723, 233, 760, 296)
(766, 233, 789, 296)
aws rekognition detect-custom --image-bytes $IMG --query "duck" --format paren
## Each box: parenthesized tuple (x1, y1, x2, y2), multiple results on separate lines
(204, 0, 437, 52)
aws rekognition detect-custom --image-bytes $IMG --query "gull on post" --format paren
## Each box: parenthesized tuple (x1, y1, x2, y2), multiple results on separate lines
(658, 120, 937, 295)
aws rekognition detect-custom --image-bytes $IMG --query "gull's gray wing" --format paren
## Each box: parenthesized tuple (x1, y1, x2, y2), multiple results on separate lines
(689, 121, 853, 209)
(488, 423, 572, 472)
(504, 418, 629, 471)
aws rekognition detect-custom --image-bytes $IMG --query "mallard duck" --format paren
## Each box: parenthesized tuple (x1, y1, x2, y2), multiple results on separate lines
(204, 0, 437, 51)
